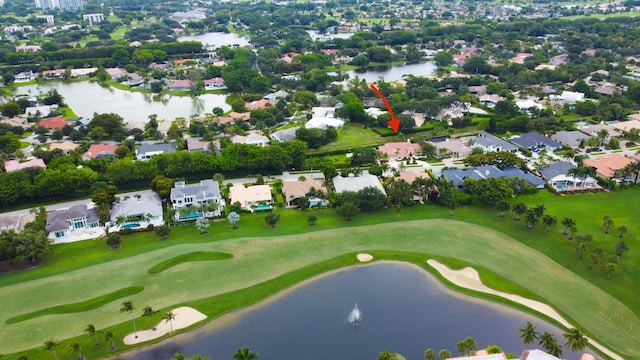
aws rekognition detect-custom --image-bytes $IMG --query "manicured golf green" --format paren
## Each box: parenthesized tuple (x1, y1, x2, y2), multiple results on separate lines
(1, 189, 639, 359)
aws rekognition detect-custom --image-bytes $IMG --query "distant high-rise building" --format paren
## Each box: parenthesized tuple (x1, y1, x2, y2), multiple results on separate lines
(34, 0, 83, 11)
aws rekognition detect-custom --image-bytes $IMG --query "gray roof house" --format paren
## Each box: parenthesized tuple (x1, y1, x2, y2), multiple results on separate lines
(551, 130, 590, 148)
(170, 179, 225, 219)
(45, 204, 100, 241)
(271, 126, 300, 143)
(136, 143, 177, 160)
(511, 132, 562, 150)
(264, 90, 289, 103)
(333, 171, 386, 195)
(443, 165, 545, 188)
(539, 161, 598, 189)
(473, 131, 518, 153)
(108, 193, 165, 232)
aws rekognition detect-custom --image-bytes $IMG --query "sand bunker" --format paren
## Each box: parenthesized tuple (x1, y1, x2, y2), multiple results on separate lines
(123, 306, 207, 345)
(426, 259, 622, 360)
(357, 253, 373, 262)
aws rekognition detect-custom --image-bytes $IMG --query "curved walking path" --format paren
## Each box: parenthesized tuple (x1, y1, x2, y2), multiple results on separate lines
(427, 260, 622, 360)
(0, 220, 637, 358)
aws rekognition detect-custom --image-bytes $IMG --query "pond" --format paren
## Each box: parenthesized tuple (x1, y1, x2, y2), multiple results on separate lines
(336, 62, 437, 83)
(18, 82, 230, 122)
(124, 262, 584, 360)
(177, 32, 251, 48)
(306, 30, 355, 41)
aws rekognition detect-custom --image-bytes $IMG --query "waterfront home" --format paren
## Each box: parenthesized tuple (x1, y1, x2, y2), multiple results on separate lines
(15, 71, 38, 82)
(168, 79, 192, 91)
(171, 179, 225, 218)
(204, 77, 226, 90)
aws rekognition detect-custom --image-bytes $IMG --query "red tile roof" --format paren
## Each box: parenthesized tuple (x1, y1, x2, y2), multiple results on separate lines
(83, 144, 118, 159)
(38, 116, 67, 130)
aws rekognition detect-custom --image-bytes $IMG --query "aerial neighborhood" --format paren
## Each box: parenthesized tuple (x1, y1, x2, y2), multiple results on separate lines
(0, 0, 640, 359)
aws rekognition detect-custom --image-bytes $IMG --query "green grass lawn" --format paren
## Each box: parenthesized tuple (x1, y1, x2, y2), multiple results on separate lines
(2, 189, 640, 359)
(310, 125, 384, 153)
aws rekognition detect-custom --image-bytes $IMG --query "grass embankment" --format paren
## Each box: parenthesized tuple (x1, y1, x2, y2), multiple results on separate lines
(147, 251, 233, 274)
(5, 286, 144, 324)
(1, 189, 639, 359)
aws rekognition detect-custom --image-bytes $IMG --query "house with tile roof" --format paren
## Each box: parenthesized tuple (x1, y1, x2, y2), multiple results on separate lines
(377, 141, 422, 160)
(282, 178, 327, 207)
(4, 158, 46, 172)
(82, 144, 118, 160)
(204, 77, 225, 90)
(551, 130, 590, 148)
(38, 116, 67, 130)
(229, 184, 273, 211)
(583, 154, 634, 181)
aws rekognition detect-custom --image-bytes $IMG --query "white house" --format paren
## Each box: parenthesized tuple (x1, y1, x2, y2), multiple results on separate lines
(204, 77, 226, 90)
(45, 204, 102, 242)
(229, 184, 273, 211)
(170, 179, 225, 220)
(107, 193, 165, 232)
(230, 131, 270, 147)
(305, 107, 345, 129)
(136, 143, 177, 160)
(332, 171, 386, 195)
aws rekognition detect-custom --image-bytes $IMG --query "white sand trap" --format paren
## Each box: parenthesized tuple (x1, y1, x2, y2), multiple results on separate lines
(357, 253, 373, 262)
(123, 306, 207, 345)
(426, 259, 622, 360)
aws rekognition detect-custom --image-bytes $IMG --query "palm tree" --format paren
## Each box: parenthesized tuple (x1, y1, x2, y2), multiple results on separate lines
(438, 349, 451, 360)
(597, 128, 609, 146)
(604, 262, 619, 280)
(617, 225, 628, 238)
(163, 311, 176, 333)
(542, 215, 557, 232)
(172, 353, 186, 360)
(44, 339, 59, 360)
(563, 328, 589, 352)
(533, 204, 545, 219)
(518, 321, 539, 350)
(561, 217, 575, 236)
(120, 300, 137, 338)
(495, 200, 510, 217)
(538, 331, 555, 352)
(602, 215, 615, 234)
(84, 323, 100, 346)
(68, 342, 84, 360)
(524, 209, 538, 230)
(424, 348, 436, 360)
(233, 347, 259, 360)
(546, 339, 563, 358)
(142, 306, 159, 330)
(512, 202, 527, 221)
(615, 240, 629, 257)
(104, 331, 117, 351)
(577, 242, 588, 260)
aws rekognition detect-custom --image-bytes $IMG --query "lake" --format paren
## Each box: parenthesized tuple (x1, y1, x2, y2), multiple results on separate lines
(337, 62, 438, 83)
(177, 32, 251, 48)
(306, 30, 355, 41)
(18, 82, 230, 122)
(124, 262, 585, 360)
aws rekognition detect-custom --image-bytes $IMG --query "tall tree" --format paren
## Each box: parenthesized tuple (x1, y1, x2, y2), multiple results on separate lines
(615, 240, 629, 257)
(424, 348, 436, 360)
(519, 321, 539, 350)
(563, 328, 589, 352)
(68, 342, 84, 360)
(438, 349, 451, 360)
(495, 200, 510, 218)
(44, 339, 60, 360)
(512, 202, 527, 221)
(233, 347, 259, 360)
(602, 215, 615, 234)
(85, 323, 100, 346)
(104, 330, 117, 351)
(163, 311, 176, 333)
(120, 301, 137, 338)
(142, 306, 159, 330)
(561, 217, 576, 235)
(542, 215, 557, 232)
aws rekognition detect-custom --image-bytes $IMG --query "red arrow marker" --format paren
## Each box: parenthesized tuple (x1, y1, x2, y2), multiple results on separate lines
(370, 83, 400, 134)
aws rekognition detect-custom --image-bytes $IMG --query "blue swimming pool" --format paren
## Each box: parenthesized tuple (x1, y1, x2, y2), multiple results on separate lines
(122, 223, 141, 230)
(555, 185, 570, 190)
(178, 211, 203, 220)
(252, 204, 273, 211)
(310, 199, 328, 207)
